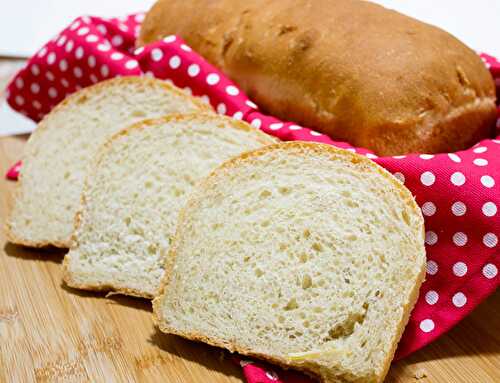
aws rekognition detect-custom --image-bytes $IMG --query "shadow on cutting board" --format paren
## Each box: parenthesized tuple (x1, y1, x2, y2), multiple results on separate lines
(149, 328, 245, 380)
(60, 282, 152, 313)
(3, 242, 66, 264)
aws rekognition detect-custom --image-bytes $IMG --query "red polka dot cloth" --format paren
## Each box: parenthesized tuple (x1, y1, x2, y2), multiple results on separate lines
(4, 13, 499, 383)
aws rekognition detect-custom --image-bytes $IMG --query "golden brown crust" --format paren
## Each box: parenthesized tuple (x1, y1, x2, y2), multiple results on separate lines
(63, 113, 277, 298)
(139, 0, 497, 156)
(154, 141, 426, 383)
(6, 76, 212, 249)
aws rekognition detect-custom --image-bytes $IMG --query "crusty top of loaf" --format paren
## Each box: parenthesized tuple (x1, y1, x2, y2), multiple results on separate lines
(139, 0, 496, 155)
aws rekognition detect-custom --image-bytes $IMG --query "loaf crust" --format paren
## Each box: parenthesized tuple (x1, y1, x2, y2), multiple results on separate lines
(139, 0, 497, 155)
(153, 141, 426, 383)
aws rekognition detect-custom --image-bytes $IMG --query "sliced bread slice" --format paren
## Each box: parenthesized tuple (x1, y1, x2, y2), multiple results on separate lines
(6, 76, 211, 248)
(153, 142, 426, 383)
(63, 114, 276, 298)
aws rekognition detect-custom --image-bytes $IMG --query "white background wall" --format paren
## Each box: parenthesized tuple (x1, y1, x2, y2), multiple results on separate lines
(0, 0, 499, 57)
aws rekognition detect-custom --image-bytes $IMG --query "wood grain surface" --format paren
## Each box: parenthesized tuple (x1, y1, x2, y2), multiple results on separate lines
(0, 65, 499, 382)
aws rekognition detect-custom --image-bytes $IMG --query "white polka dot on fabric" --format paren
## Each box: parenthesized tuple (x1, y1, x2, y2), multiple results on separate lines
(125, 60, 139, 70)
(420, 154, 434, 160)
(420, 171, 435, 186)
(75, 47, 84, 59)
(15, 95, 24, 106)
(48, 87, 58, 98)
(216, 103, 226, 115)
(56, 35, 67, 47)
(310, 131, 322, 136)
(483, 233, 498, 248)
(450, 172, 466, 186)
(46, 71, 55, 81)
(151, 48, 163, 62)
(61, 78, 69, 88)
(452, 292, 467, 308)
(97, 43, 111, 52)
(101, 64, 109, 77)
(421, 202, 436, 216)
(97, 24, 107, 35)
(452, 232, 467, 247)
(226, 85, 239, 96)
(59, 59, 68, 71)
(46, 52, 56, 65)
(110, 52, 124, 61)
(269, 123, 283, 131)
(81, 15, 91, 24)
(90, 74, 98, 84)
(473, 146, 487, 153)
(365, 153, 377, 159)
(118, 23, 128, 32)
(419, 319, 435, 333)
(246, 100, 258, 109)
(480, 175, 495, 188)
(265, 371, 279, 381)
(88, 55, 96, 68)
(180, 44, 192, 52)
(251, 119, 262, 128)
(134, 46, 144, 55)
(482, 202, 497, 217)
(425, 231, 438, 246)
(451, 201, 466, 216)
(37, 46, 47, 58)
(393, 172, 405, 184)
(77, 26, 89, 36)
(30, 83, 40, 94)
(86, 34, 99, 43)
(206, 73, 220, 85)
(187, 63, 200, 77)
(448, 153, 461, 163)
(163, 35, 176, 43)
(32, 100, 41, 109)
(393, 155, 406, 159)
(73, 67, 83, 78)
(133, 26, 139, 37)
(473, 158, 488, 166)
(111, 35, 124, 46)
(233, 111, 243, 120)
(65, 40, 74, 53)
(70, 20, 80, 31)
(15, 78, 23, 89)
(289, 125, 302, 131)
(425, 290, 439, 305)
(482, 263, 498, 279)
(169, 55, 181, 69)
(453, 262, 468, 277)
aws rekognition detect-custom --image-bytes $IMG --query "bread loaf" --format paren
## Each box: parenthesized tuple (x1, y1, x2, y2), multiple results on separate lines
(63, 114, 276, 298)
(153, 142, 426, 383)
(139, 0, 497, 155)
(6, 77, 210, 248)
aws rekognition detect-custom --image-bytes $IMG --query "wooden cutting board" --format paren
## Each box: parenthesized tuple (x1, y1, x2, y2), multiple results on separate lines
(1, 135, 499, 383)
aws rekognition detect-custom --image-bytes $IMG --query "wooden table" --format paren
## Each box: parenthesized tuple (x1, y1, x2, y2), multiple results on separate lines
(0, 67, 499, 383)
